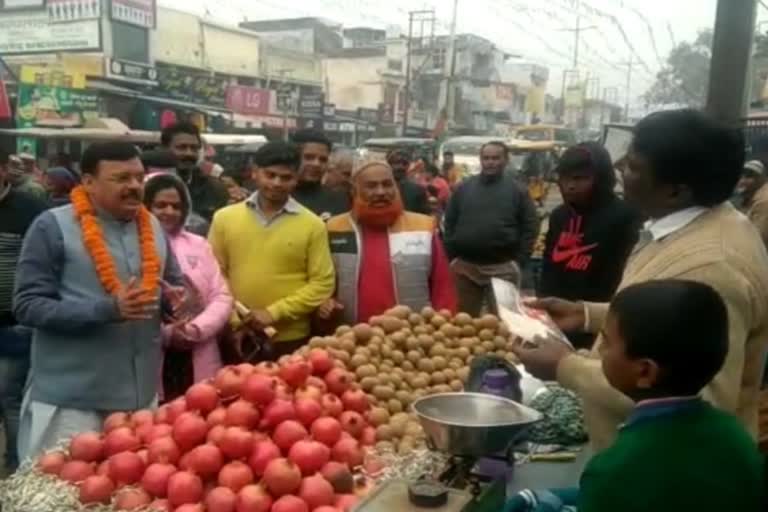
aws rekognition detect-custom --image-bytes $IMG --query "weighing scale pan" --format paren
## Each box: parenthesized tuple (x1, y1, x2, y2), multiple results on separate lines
(412, 393, 542, 457)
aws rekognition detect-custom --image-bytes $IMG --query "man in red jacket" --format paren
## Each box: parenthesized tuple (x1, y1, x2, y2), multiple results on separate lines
(319, 161, 457, 324)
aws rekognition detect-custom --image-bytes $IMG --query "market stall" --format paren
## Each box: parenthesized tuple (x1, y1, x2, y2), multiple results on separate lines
(0, 306, 585, 512)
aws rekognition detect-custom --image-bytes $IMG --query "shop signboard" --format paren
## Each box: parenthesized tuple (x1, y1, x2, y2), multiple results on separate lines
(0, 10, 101, 54)
(48, 0, 102, 22)
(155, 64, 229, 106)
(1, 0, 45, 8)
(21, 65, 87, 89)
(16, 83, 100, 129)
(323, 103, 335, 118)
(226, 85, 271, 116)
(299, 92, 324, 119)
(110, 0, 155, 29)
(106, 58, 158, 85)
(357, 107, 378, 124)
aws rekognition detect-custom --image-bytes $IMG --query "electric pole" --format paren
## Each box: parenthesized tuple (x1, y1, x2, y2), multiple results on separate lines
(619, 56, 640, 122)
(402, 10, 436, 135)
(706, 0, 758, 123)
(559, 15, 597, 70)
(443, 0, 459, 126)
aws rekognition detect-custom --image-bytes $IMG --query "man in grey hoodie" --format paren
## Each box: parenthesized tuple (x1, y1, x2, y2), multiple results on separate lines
(13, 142, 184, 461)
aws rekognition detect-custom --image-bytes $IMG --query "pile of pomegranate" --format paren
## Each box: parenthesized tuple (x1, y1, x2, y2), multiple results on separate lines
(35, 351, 377, 512)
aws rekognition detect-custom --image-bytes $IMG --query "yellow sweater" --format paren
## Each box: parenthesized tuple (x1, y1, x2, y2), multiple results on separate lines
(208, 202, 335, 342)
(558, 203, 768, 451)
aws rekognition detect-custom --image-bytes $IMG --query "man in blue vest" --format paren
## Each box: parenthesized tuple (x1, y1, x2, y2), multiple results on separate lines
(13, 142, 184, 460)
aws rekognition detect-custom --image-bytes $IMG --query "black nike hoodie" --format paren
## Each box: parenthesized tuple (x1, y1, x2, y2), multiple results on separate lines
(539, 142, 640, 346)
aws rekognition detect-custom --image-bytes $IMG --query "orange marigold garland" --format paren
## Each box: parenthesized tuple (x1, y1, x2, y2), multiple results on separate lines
(70, 185, 161, 295)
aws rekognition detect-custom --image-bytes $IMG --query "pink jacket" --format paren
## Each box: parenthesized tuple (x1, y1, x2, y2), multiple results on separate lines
(162, 230, 233, 392)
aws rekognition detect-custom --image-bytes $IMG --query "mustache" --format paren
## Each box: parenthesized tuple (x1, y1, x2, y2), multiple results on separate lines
(122, 190, 142, 200)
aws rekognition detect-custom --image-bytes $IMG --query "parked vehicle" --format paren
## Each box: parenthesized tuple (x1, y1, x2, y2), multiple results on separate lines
(358, 137, 436, 162)
(515, 124, 577, 147)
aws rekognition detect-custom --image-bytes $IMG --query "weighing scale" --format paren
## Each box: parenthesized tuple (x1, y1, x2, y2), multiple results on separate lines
(355, 393, 542, 512)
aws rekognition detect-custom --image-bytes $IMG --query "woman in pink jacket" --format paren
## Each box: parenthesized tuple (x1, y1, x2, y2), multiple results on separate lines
(144, 173, 233, 400)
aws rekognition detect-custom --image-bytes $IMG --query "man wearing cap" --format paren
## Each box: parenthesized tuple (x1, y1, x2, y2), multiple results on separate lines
(8, 155, 46, 201)
(319, 161, 456, 324)
(738, 159, 768, 247)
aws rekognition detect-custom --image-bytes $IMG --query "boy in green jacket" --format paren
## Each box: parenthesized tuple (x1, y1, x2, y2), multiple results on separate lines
(507, 279, 764, 512)
(579, 279, 764, 511)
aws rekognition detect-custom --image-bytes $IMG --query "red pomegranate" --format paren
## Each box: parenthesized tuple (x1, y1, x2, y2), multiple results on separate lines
(261, 399, 297, 429)
(293, 385, 323, 402)
(319, 395, 343, 417)
(145, 424, 173, 444)
(78, 474, 115, 505)
(166, 398, 188, 424)
(59, 460, 95, 483)
(114, 487, 152, 510)
(306, 376, 328, 393)
(298, 474, 335, 509)
(341, 389, 369, 413)
(167, 471, 204, 507)
(271, 494, 309, 512)
(218, 461, 255, 492)
(218, 427, 254, 460)
(332, 438, 364, 468)
(335, 494, 360, 511)
(140, 462, 176, 498)
(294, 398, 323, 427)
(188, 443, 224, 479)
(279, 357, 312, 389)
(207, 424, 227, 445)
(37, 451, 67, 475)
(323, 368, 352, 396)
(174, 504, 205, 512)
(241, 374, 277, 406)
(360, 426, 377, 446)
(185, 382, 220, 414)
(103, 412, 129, 433)
(288, 440, 330, 476)
(104, 427, 140, 457)
(155, 406, 171, 425)
(108, 451, 145, 486)
(207, 407, 228, 427)
(172, 412, 208, 452)
(131, 409, 155, 427)
(339, 411, 366, 438)
(310, 417, 343, 447)
(214, 366, 245, 398)
(308, 349, 334, 376)
(262, 458, 302, 497)
(236, 484, 273, 512)
(248, 439, 281, 477)
(204, 486, 237, 512)
(225, 400, 260, 430)
(272, 420, 309, 453)
(69, 432, 104, 463)
(254, 361, 280, 376)
(321, 461, 354, 494)
(147, 436, 181, 465)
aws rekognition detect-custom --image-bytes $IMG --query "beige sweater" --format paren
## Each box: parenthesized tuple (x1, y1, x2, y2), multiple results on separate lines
(747, 183, 768, 248)
(558, 203, 768, 451)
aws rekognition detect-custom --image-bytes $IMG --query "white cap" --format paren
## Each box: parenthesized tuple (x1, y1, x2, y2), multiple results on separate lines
(744, 160, 765, 175)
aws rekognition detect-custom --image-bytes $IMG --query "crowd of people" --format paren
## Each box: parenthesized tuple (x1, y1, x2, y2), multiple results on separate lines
(0, 109, 767, 508)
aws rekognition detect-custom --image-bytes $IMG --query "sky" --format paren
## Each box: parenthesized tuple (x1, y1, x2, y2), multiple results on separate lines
(159, 0, 765, 115)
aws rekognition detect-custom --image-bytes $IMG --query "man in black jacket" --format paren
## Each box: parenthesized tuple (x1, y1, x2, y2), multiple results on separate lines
(386, 149, 431, 214)
(444, 141, 539, 316)
(161, 122, 229, 225)
(0, 151, 48, 473)
(290, 129, 350, 221)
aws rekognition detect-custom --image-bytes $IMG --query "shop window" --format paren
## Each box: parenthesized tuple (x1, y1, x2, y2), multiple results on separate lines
(112, 21, 149, 63)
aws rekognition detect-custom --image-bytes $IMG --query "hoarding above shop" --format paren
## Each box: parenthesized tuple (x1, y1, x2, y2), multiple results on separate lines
(0, 11, 101, 54)
(47, 0, 102, 23)
(1, 0, 45, 9)
(111, 0, 156, 29)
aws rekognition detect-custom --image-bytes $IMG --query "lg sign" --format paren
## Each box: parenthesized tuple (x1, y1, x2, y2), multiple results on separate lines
(226, 85, 271, 115)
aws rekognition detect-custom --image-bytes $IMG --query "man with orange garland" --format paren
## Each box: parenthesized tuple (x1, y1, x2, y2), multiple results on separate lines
(319, 161, 457, 325)
(13, 142, 184, 460)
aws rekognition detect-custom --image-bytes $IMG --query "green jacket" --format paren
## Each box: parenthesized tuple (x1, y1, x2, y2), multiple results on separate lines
(579, 399, 764, 512)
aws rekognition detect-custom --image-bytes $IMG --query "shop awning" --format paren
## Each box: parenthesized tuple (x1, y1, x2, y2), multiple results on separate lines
(87, 79, 231, 116)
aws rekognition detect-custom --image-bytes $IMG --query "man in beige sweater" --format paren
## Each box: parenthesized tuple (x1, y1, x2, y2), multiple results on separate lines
(515, 110, 768, 451)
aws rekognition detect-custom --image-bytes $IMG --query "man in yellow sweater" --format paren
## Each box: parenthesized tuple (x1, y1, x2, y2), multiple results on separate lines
(208, 141, 335, 358)
(515, 109, 768, 451)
